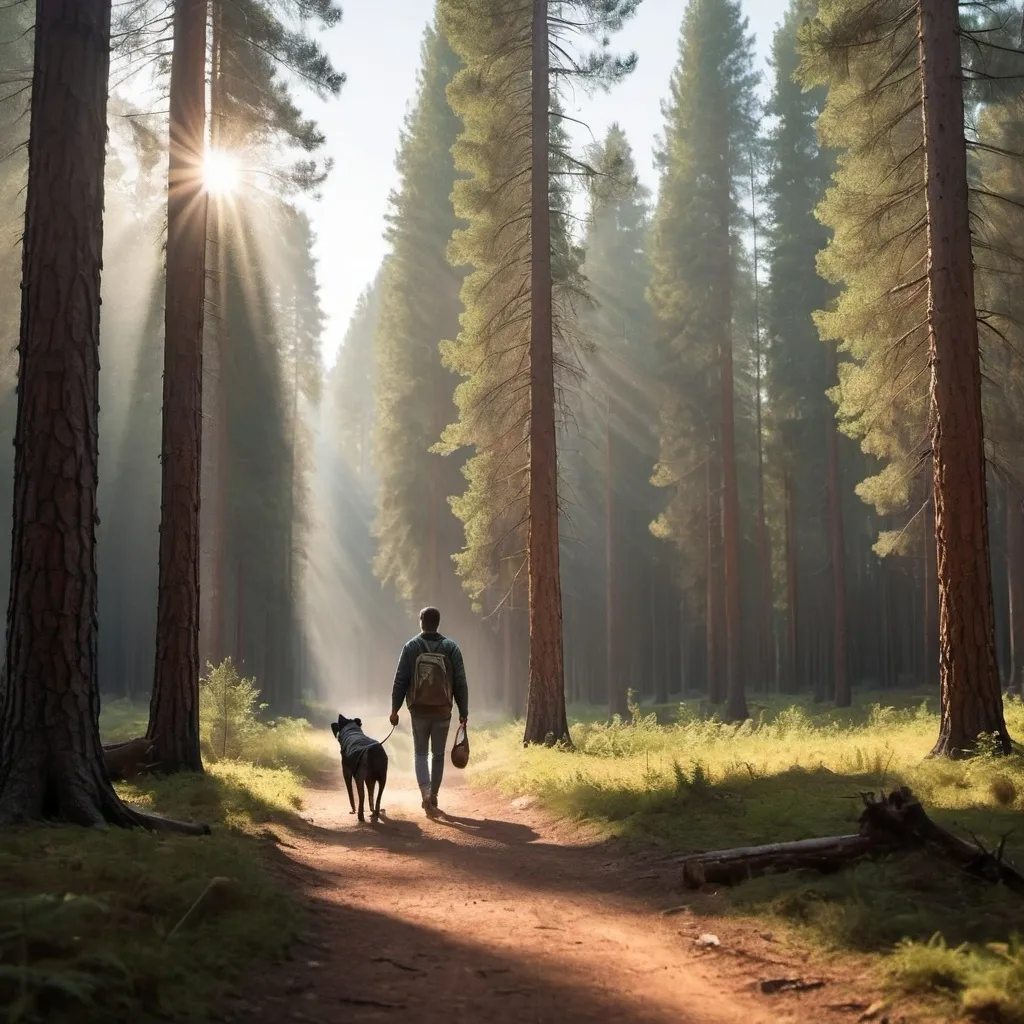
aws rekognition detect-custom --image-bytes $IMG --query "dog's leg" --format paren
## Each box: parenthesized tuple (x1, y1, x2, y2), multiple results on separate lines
(356, 775, 366, 823)
(366, 777, 376, 823)
(342, 763, 356, 814)
(374, 758, 387, 821)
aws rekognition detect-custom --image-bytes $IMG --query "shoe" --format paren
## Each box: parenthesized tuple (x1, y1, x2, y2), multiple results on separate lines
(421, 795, 440, 818)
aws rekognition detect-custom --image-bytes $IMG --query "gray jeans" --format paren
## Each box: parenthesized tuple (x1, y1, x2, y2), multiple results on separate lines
(411, 715, 451, 795)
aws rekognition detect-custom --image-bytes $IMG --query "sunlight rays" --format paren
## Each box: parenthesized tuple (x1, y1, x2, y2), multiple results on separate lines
(203, 148, 241, 196)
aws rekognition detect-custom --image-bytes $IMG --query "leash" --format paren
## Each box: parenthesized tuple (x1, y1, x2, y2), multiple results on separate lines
(378, 721, 397, 746)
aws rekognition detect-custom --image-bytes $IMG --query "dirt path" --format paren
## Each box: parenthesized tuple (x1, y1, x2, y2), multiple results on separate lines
(221, 765, 879, 1024)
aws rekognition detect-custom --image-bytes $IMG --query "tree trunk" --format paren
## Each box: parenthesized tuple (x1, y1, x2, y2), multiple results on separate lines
(523, 0, 569, 747)
(201, 1, 225, 672)
(281, 292, 301, 713)
(0, 0, 131, 825)
(719, 225, 746, 723)
(919, 0, 1010, 755)
(606, 387, 626, 718)
(705, 452, 724, 703)
(0, 0, 203, 833)
(656, 560, 671, 705)
(750, 154, 772, 694)
(502, 605, 513, 714)
(1007, 488, 1023, 696)
(147, 0, 209, 773)
(784, 471, 799, 694)
(826, 342, 849, 706)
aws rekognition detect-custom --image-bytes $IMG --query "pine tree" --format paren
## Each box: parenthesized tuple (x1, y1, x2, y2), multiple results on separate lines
(765, 0, 851, 703)
(648, 0, 758, 721)
(0, 0, 198, 833)
(0, 1, 33, 609)
(336, 271, 384, 478)
(575, 125, 659, 715)
(919, 0, 1008, 754)
(147, 0, 209, 774)
(439, 0, 639, 745)
(372, 17, 467, 610)
(803, 0, 1013, 749)
(973, 13, 1024, 696)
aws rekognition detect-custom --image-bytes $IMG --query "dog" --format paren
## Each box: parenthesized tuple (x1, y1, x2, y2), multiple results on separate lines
(330, 713, 388, 823)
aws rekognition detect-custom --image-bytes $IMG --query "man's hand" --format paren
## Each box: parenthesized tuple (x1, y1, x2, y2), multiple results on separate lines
(389, 712, 399, 727)
(459, 716, 467, 726)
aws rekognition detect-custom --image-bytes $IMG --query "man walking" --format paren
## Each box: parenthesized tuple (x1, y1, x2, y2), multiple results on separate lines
(390, 606, 468, 817)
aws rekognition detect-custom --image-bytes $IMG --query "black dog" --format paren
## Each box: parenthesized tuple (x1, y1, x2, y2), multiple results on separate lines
(330, 714, 388, 823)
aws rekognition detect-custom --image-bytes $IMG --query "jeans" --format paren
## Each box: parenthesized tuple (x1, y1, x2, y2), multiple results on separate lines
(411, 715, 451, 796)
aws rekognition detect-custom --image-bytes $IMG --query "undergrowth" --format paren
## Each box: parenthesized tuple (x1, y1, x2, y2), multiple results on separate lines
(0, 661, 334, 1024)
(471, 692, 1024, 1021)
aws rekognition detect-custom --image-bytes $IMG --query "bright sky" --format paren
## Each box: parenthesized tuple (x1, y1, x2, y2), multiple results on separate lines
(301, 0, 790, 368)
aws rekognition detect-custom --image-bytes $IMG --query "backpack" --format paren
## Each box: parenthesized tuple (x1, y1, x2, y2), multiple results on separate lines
(408, 637, 454, 714)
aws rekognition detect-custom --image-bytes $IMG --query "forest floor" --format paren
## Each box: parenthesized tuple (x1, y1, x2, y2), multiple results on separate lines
(218, 764, 885, 1024)
(218, 696, 1024, 1024)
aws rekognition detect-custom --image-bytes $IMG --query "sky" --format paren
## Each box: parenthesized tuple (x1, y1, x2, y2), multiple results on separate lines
(301, 0, 791, 368)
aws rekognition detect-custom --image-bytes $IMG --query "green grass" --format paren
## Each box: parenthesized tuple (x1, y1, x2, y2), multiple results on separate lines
(0, 688, 336, 1024)
(471, 693, 1024, 1021)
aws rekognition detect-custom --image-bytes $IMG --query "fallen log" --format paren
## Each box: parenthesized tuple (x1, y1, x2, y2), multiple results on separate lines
(681, 834, 877, 888)
(860, 786, 1024, 895)
(103, 737, 158, 781)
(680, 786, 1024, 893)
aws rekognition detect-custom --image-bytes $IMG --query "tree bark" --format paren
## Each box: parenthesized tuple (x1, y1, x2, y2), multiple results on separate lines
(148, 0, 209, 773)
(0, 0, 131, 826)
(784, 471, 799, 693)
(201, 0, 225, 673)
(750, 155, 772, 694)
(1006, 486, 1023, 696)
(0, 0, 203, 834)
(706, 453, 723, 703)
(718, 204, 746, 723)
(523, 0, 569, 746)
(606, 386, 627, 718)
(919, 0, 1010, 755)
(826, 342, 849, 706)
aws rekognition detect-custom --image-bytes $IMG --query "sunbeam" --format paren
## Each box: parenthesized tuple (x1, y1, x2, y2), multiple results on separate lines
(204, 148, 241, 196)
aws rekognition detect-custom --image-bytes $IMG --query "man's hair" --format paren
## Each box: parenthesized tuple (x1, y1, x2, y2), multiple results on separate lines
(419, 606, 441, 632)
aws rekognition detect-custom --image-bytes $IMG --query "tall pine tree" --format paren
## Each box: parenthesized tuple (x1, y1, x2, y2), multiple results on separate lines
(648, 0, 758, 721)
(372, 17, 468, 613)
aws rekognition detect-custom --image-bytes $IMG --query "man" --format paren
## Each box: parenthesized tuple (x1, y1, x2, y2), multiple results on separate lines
(389, 606, 468, 818)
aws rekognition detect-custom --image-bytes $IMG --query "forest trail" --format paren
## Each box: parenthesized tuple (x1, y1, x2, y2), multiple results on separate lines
(221, 763, 874, 1024)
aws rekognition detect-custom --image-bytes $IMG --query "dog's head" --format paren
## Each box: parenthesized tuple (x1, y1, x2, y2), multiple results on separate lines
(330, 713, 362, 740)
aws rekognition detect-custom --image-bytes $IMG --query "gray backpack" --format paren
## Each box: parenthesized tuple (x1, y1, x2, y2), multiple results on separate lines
(408, 638, 454, 713)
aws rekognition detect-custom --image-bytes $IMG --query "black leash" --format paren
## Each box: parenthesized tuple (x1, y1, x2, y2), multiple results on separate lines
(378, 721, 397, 746)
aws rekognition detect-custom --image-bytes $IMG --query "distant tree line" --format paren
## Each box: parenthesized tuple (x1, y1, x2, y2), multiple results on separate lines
(333, 0, 1023, 755)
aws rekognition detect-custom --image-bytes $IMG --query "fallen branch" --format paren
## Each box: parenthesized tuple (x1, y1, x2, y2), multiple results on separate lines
(103, 737, 158, 781)
(860, 786, 1024, 894)
(680, 786, 1024, 893)
(681, 835, 877, 888)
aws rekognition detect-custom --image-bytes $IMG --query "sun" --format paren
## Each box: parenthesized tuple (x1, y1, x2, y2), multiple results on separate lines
(203, 149, 241, 196)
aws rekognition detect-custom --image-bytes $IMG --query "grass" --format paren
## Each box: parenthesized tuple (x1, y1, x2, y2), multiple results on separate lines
(0, 668, 336, 1024)
(470, 692, 1024, 1021)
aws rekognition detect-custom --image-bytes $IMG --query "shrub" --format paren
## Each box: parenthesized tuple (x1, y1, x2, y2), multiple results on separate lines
(199, 658, 266, 761)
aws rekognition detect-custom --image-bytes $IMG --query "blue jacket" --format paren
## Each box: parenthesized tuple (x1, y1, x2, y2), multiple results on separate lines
(391, 631, 468, 720)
